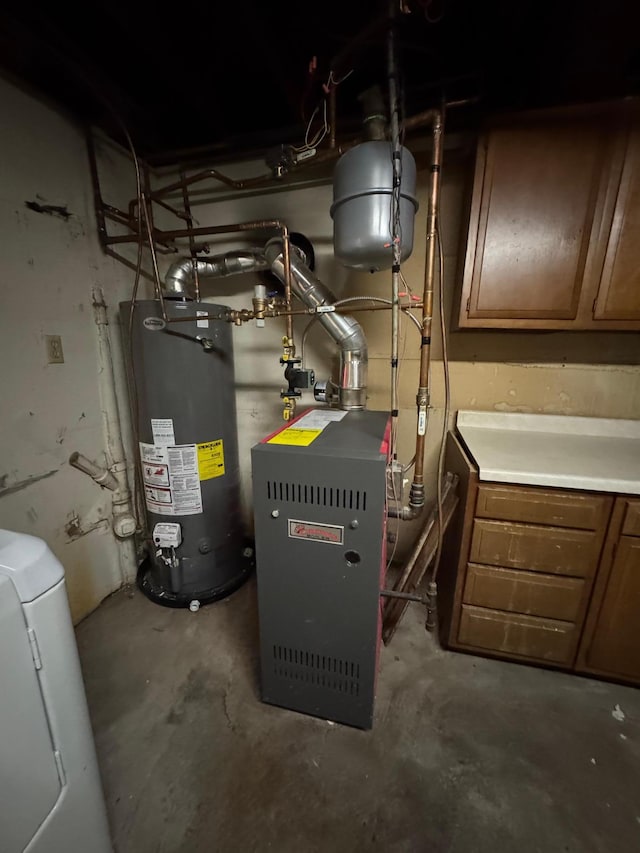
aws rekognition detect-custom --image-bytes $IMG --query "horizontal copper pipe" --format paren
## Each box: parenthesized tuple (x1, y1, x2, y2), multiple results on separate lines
(105, 218, 288, 247)
(151, 169, 273, 199)
(162, 300, 422, 325)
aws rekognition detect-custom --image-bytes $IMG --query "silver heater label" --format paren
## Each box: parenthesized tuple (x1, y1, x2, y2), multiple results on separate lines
(288, 519, 344, 545)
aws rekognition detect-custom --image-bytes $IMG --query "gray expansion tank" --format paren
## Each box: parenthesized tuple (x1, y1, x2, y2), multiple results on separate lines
(120, 299, 251, 606)
(331, 141, 418, 272)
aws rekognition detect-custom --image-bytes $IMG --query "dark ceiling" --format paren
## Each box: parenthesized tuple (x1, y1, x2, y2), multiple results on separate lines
(1, 0, 639, 162)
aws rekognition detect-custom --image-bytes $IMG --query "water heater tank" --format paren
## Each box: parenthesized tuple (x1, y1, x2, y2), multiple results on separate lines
(121, 299, 252, 607)
(331, 141, 419, 272)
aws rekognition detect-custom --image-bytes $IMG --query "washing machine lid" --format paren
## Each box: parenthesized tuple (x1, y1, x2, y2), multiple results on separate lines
(0, 530, 64, 602)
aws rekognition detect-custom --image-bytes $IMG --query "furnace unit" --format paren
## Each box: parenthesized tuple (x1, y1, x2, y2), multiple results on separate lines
(252, 408, 390, 729)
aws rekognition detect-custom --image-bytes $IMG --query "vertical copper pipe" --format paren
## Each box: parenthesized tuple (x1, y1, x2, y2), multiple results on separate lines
(410, 110, 444, 498)
(281, 227, 294, 346)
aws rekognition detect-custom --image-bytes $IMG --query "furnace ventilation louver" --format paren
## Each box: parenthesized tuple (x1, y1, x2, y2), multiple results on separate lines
(272, 645, 361, 696)
(266, 481, 367, 511)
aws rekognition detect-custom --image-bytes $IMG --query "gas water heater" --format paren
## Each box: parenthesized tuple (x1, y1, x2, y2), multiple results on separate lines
(122, 298, 252, 607)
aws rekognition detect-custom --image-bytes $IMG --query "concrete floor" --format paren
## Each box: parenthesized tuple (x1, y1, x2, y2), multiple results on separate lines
(76, 579, 640, 853)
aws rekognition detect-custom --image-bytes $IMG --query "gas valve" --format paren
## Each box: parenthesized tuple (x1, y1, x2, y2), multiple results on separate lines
(282, 396, 297, 421)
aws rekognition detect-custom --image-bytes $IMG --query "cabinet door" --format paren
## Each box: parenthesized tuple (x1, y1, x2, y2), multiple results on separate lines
(459, 108, 612, 329)
(582, 536, 640, 680)
(592, 127, 640, 321)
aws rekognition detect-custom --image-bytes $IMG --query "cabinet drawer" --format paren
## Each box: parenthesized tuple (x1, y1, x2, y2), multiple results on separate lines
(458, 605, 575, 664)
(622, 500, 640, 537)
(463, 563, 584, 621)
(476, 484, 609, 531)
(470, 519, 598, 577)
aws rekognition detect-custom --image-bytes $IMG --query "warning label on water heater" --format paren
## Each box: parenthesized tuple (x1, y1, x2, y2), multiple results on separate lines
(140, 442, 203, 516)
(197, 439, 225, 480)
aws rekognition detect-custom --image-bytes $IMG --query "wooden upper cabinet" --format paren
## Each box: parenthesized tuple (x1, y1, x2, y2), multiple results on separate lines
(458, 102, 640, 330)
(590, 125, 640, 323)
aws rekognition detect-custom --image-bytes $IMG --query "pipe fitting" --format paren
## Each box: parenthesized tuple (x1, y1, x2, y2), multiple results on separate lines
(265, 238, 368, 410)
(358, 85, 388, 141)
(253, 283, 267, 327)
(112, 489, 137, 539)
(69, 452, 119, 491)
(416, 388, 429, 408)
(409, 482, 425, 509)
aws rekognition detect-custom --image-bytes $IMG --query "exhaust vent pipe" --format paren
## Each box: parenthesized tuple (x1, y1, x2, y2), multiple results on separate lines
(165, 251, 269, 297)
(162, 240, 368, 411)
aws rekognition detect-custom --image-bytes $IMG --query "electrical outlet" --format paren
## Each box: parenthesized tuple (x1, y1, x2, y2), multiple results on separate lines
(46, 335, 64, 364)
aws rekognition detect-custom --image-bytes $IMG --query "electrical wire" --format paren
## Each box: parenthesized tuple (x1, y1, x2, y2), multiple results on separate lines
(430, 223, 450, 586)
(293, 99, 329, 153)
(327, 69, 354, 87)
(295, 67, 353, 154)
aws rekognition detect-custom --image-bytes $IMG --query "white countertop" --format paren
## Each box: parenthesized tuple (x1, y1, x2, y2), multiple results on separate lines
(456, 411, 640, 495)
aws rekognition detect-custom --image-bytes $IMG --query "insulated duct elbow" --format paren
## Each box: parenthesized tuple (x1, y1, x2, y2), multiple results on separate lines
(164, 251, 269, 297)
(264, 239, 367, 410)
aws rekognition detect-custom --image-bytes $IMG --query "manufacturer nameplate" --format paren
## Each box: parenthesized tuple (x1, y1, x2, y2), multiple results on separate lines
(287, 519, 344, 545)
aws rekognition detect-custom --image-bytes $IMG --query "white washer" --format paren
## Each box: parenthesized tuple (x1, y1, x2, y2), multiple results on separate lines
(0, 530, 111, 852)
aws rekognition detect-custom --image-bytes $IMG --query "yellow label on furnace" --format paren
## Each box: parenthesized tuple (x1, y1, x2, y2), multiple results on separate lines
(197, 439, 225, 479)
(267, 428, 323, 447)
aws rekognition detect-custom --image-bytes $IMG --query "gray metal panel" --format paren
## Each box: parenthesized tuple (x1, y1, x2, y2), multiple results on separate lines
(252, 410, 388, 728)
(121, 299, 245, 598)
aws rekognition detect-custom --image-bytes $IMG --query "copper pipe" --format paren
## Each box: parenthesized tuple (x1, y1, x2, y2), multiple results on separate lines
(401, 98, 477, 134)
(388, 109, 444, 520)
(401, 109, 439, 134)
(162, 299, 421, 325)
(104, 218, 288, 246)
(150, 169, 273, 199)
(412, 112, 444, 492)
(140, 194, 167, 321)
(270, 302, 422, 317)
(281, 228, 294, 344)
(127, 189, 192, 227)
(103, 203, 133, 223)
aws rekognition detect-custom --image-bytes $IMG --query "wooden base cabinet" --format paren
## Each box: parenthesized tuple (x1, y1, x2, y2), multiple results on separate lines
(439, 433, 640, 687)
(576, 499, 640, 682)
